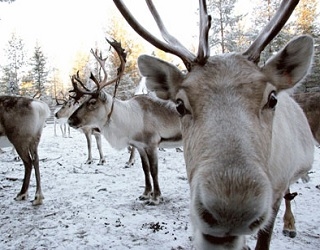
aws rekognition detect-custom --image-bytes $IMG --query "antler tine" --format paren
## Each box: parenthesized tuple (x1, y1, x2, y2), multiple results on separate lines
(243, 0, 300, 63)
(69, 73, 93, 102)
(93, 38, 127, 90)
(113, 0, 196, 71)
(145, 0, 196, 70)
(90, 48, 108, 89)
(196, 0, 211, 65)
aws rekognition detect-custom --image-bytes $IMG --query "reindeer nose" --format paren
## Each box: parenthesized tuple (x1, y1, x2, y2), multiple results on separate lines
(68, 116, 79, 128)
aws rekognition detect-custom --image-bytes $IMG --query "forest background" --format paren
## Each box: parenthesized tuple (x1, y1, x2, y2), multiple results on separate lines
(0, 0, 319, 105)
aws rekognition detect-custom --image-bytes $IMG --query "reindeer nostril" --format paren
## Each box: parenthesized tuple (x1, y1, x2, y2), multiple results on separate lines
(249, 215, 266, 231)
(201, 207, 218, 226)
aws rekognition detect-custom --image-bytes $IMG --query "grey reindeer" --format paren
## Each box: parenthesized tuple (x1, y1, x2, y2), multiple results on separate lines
(0, 96, 50, 205)
(113, 0, 315, 249)
(68, 39, 182, 205)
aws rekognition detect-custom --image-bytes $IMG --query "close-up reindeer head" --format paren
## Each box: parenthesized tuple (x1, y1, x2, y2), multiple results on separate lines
(68, 38, 127, 132)
(113, 0, 314, 249)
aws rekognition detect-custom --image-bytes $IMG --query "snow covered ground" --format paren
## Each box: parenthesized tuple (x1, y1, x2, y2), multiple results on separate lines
(0, 124, 319, 250)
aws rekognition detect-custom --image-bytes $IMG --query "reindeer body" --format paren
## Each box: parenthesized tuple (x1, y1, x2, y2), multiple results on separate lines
(68, 91, 181, 204)
(0, 96, 50, 205)
(293, 92, 320, 144)
(137, 37, 314, 250)
(55, 99, 106, 165)
(54, 100, 76, 138)
(112, 0, 315, 248)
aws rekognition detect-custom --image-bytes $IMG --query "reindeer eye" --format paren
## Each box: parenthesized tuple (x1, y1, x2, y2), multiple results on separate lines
(176, 99, 189, 117)
(266, 91, 277, 110)
(87, 99, 97, 110)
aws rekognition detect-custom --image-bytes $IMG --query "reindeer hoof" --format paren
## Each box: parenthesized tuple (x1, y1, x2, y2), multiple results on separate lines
(146, 196, 163, 206)
(283, 229, 297, 238)
(14, 193, 28, 201)
(98, 160, 106, 165)
(124, 162, 134, 168)
(139, 194, 150, 201)
(32, 193, 44, 206)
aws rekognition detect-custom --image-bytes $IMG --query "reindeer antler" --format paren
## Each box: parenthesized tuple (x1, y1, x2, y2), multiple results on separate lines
(114, 0, 299, 68)
(69, 38, 127, 102)
(243, 0, 299, 63)
(69, 71, 93, 102)
(113, 0, 209, 71)
(90, 38, 127, 91)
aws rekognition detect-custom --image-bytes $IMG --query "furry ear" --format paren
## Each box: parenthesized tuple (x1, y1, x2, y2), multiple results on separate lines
(138, 55, 185, 100)
(262, 35, 314, 91)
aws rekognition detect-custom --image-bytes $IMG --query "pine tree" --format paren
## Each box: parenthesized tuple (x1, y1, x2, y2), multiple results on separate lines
(207, 0, 244, 53)
(0, 33, 25, 95)
(294, 0, 320, 92)
(30, 44, 48, 96)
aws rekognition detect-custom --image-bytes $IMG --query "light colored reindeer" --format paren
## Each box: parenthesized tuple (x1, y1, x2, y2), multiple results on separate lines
(113, 0, 315, 249)
(68, 39, 182, 205)
(54, 98, 75, 138)
(0, 95, 50, 205)
(55, 97, 106, 165)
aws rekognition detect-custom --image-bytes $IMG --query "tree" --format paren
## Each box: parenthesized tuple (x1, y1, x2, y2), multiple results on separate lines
(30, 43, 49, 96)
(294, 0, 320, 92)
(106, 15, 146, 99)
(207, 0, 244, 53)
(0, 33, 26, 95)
(295, 0, 318, 34)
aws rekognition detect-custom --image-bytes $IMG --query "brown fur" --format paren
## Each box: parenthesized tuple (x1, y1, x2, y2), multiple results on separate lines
(293, 92, 320, 144)
(0, 96, 50, 205)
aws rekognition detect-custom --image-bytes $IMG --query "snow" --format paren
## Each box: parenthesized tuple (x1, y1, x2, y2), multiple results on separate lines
(0, 123, 319, 250)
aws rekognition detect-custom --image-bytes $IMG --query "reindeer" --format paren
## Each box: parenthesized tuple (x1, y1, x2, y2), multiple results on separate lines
(293, 91, 320, 145)
(113, 0, 315, 249)
(54, 97, 74, 138)
(54, 95, 105, 165)
(0, 95, 50, 205)
(68, 39, 182, 205)
(55, 79, 137, 167)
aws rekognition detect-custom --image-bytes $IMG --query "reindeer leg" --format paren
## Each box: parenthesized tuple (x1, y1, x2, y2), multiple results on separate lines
(67, 125, 71, 138)
(84, 131, 93, 164)
(14, 145, 32, 202)
(30, 145, 43, 206)
(137, 148, 152, 201)
(125, 146, 135, 168)
(94, 133, 105, 165)
(255, 196, 282, 250)
(282, 188, 297, 238)
(146, 147, 162, 205)
(54, 121, 57, 136)
(60, 124, 65, 137)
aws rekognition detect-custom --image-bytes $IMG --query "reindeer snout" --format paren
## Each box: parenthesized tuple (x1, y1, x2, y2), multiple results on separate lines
(191, 168, 273, 247)
(68, 115, 80, 128)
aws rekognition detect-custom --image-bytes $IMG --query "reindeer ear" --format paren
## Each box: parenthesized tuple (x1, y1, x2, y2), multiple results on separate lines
(262, 35, 314, 91)
(138, 55, 185, 100)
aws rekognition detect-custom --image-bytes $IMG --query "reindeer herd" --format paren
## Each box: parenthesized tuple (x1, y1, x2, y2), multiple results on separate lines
(0, 0, 319, 249)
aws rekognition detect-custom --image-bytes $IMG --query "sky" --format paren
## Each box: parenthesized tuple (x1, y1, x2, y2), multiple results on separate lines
(1, 0, 318, 87)
(0, 0, 200, 85)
